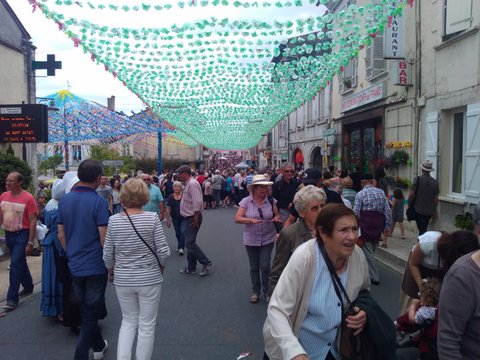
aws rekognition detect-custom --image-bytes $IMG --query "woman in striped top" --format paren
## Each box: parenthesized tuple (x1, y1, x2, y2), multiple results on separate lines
(104, 178, 170, 360)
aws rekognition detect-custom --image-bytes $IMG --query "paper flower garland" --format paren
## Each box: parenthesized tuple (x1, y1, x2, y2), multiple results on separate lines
(31, 0, 412, 149)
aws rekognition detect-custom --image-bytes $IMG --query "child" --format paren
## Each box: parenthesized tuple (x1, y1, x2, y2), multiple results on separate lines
(395, 278, 441, 356)
(391, 188, 405, 240)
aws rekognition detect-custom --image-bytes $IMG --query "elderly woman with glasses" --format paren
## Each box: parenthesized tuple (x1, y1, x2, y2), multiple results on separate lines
(267, 185, 327, 299)
(235, 174, 281, 304)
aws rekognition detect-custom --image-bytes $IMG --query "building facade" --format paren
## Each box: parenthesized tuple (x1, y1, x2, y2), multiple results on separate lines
(0, 0, 37, 168)
(418, 0, 480, 227)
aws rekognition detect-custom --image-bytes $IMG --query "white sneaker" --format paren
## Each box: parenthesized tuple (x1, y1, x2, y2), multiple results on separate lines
(93, 340, 108, 360)
(178, 248, 184, 255)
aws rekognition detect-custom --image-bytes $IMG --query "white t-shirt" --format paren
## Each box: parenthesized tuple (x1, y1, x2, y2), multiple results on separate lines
(418, 231, 442, 269)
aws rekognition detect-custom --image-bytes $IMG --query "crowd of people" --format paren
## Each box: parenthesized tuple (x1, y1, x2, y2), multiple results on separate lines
(0, 158, 479, 360)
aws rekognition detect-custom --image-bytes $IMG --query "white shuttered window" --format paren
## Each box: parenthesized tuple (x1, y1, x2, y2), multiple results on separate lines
(444, 0, 472, 36)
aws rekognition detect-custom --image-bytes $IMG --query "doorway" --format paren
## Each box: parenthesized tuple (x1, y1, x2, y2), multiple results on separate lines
(343, 120, 382, 174)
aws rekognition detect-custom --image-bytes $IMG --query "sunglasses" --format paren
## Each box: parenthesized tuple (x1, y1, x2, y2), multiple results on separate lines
(257, 208, 264, 219)
(143, 178, 151, 182)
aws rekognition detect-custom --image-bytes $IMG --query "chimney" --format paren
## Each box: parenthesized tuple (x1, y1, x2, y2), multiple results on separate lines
(107, 96, 115, 111)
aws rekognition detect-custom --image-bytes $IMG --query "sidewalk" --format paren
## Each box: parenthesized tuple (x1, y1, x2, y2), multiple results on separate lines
(376, 220, 418, 274)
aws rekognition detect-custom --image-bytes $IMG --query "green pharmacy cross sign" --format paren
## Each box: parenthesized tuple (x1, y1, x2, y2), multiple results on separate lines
(32, 54, 62, 76)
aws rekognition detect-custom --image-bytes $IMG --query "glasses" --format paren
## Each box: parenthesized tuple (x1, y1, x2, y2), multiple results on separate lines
(284, 170, 294, 173)
(257, 208, 264, 219)
(143, 178, 151, 182)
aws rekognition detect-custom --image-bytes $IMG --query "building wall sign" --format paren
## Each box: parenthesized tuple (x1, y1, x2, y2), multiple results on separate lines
(341, 83, 385, 113)
(384, 1, 404, 59)
(394, 60, 412, 86)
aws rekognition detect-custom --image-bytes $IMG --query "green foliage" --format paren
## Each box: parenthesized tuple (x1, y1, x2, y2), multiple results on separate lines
(0, 149, 33, 191)
(134, 157, 158, 174)
(391, 150, 410, 166)
(38, 155, 63, 176)
(454, 212, 474, 231)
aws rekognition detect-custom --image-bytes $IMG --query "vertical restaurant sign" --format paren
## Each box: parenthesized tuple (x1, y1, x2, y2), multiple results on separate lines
(394, 60, 412, 86)
(384, 1, 404, 59)
(0, 104, 48, 143)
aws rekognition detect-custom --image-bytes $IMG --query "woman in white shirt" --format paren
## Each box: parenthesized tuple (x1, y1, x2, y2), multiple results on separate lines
(104, 179, 170, 360)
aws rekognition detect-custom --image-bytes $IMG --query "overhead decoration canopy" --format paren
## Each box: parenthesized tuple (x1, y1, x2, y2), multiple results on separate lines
(30, 0, 412, 149)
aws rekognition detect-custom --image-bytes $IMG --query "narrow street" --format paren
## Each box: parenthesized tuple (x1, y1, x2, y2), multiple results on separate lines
(0, 208, 418, 360)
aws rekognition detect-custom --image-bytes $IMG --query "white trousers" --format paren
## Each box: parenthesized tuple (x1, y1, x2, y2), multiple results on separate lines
(115, 283, 162, 360)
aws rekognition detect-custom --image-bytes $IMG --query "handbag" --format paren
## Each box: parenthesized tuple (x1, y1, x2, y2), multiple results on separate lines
(124, 209, 163, 271)
(406, 176, 419, 222)
(267, 196, 283, 233)
(318, 243, 367, 360)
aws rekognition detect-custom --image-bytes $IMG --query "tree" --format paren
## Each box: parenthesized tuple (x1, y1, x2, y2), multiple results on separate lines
(38, 155, 63, 176)
(0, 149, 33, 191)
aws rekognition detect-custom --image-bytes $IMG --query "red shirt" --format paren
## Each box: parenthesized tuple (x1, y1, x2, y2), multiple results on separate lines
(0, 190, 38, 231)
(197, 175, 205, 186)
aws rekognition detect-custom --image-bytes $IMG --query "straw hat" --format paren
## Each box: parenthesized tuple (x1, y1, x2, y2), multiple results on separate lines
(247, 174, 273, 191)
(421, 160, 434, 172)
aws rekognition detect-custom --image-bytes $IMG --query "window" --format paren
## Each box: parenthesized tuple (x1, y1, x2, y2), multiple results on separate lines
(54, 145, 63, 157)
(72, 145, 82, 161)
(311, 91, 320, 123)
(366, 33, 386, 79)
(451, 112, 464, 194)
(444, 0, 472, 39)
(339, 57, 357, 94)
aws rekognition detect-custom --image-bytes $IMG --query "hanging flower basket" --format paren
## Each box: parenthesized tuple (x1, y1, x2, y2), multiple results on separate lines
(391, 149, 410, 166)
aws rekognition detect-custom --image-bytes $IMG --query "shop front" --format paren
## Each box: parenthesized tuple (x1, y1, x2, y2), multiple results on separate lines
(338, 84, 386, 174)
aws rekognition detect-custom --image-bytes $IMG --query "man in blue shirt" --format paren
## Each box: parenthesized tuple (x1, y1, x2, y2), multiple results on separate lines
(141, 174, 165, 220)
(58, 159, 109, 360)
(353, 173, 392, 285)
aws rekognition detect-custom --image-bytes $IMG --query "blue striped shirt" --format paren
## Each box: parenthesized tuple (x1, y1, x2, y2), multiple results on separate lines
(353, 184, 392, 230)
(298, 245, 348, 359)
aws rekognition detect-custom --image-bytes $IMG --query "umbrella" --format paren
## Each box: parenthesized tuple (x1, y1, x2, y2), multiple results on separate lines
(235, 162, 249, 169)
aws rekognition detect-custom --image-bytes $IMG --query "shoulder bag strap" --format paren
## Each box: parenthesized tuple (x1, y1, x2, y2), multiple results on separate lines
(123, 209, 162, 269)
(412, 176, 420, 205)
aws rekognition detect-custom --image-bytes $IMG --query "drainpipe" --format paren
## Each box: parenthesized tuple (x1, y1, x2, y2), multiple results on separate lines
(413, 0, 422, 178)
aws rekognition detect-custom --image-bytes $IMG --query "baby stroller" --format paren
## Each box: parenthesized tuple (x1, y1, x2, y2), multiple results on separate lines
(396, 313, 438, 360)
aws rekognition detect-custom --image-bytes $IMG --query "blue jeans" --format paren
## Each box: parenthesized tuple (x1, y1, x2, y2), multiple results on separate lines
(245, 243, 274, 296)
(5, 229, 33, 304)
(72, 273, 107, 360)
(184, 215, 210, 271)
(171, 216, 186, 250)
(212, 189, 221, 207)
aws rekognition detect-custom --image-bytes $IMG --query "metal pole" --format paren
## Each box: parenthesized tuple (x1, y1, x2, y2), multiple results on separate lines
(157, 130, 162, 175)
(63, 107, 69, 171)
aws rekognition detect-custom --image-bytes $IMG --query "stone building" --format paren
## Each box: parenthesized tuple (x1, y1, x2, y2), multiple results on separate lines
(0, 0, 37, 167)
(418, 0, 480, 227)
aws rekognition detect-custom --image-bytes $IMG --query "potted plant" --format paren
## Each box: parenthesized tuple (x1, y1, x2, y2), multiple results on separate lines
(391, 149, 409, 166)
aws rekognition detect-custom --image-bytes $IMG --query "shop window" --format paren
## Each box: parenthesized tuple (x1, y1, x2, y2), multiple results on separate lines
(443, 0, 472, 40)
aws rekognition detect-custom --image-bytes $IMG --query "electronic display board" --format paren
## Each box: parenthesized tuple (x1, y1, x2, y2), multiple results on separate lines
(0, 104, 48, 143)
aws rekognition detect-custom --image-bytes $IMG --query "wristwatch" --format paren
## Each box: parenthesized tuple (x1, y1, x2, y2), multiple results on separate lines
(27, 241, 34, 246)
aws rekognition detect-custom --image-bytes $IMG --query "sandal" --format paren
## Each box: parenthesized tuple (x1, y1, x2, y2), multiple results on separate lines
(380, 243, 388, 248)
(249, 293, 259, 304)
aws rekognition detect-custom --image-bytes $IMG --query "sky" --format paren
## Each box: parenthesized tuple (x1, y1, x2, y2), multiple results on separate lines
(6, 0, 324, 115)
(6, 0, 147, 113)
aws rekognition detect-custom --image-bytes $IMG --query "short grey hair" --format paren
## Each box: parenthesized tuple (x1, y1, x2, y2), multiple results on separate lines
(282, 162, 294, 170)
(293, 185, 327, 214)
(173, 181, 183, 189)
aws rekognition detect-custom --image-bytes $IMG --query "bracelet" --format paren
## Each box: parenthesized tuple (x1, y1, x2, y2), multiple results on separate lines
(27, 241, 34, 246)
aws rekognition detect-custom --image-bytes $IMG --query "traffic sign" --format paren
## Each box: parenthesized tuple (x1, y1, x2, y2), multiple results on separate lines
(102, 160, 124, 167)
